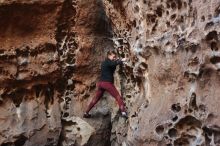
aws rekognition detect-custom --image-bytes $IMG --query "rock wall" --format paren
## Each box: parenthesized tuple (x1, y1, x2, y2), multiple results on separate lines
(0, 0, 114, 146)
(0, 0, 220, 146)
(103, 0, 220, 145)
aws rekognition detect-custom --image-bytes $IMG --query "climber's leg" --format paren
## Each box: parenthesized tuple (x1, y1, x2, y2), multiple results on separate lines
(85, 82, 105, 114)
(101, 82, 126, 113)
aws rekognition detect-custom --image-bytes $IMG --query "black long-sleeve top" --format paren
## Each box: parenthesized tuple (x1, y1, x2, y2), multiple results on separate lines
(100, 58, 123, 83)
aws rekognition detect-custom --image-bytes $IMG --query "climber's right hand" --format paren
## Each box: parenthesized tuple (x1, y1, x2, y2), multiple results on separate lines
(121, 58, 127, 62)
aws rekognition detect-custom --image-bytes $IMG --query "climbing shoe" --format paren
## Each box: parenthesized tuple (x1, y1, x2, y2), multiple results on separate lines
(83, 112, 91, 118)
(121, 112, 128, 118)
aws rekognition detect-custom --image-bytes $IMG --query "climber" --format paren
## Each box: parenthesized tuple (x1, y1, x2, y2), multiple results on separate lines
(83, 50, 128, 118)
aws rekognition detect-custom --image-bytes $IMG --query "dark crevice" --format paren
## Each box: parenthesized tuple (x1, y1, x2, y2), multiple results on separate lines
(2, 135, 28, 146)
(206, 31, 218, 41)
(168, 128, 177, 138)
(94, 0, 113, 37)
(211, 42, 218, 51)
(155, 125, 164, 134)
(171, 103, 181, 112)
(189, 92, 198, 110)
(155, 6, 163, 17)
(43, 83, 54, 118)
(175, 116, 202, 129)
(172, 115, 178, 122)
(210, 56, 220, 64)
(9, 88, 27, 107)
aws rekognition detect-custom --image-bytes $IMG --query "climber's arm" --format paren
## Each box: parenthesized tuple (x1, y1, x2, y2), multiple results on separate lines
(108, 58, 127, 66)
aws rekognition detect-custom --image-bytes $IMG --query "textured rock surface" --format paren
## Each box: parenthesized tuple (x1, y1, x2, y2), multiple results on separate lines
(0, 0, 113, 145)
(103, 0, 220, 145)
(0, 0, 220, 146)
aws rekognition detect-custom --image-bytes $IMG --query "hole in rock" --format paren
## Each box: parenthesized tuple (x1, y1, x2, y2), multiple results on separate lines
(168, 128, 178, 138)
(126, 95, 132, 98)
(198, 104, 206, 111)
(34, 84, 43, 97)
(177, 0, 182, 9)
(10, 89, 25, 107)
(206, 31, 218, 41)
(134, 5, 140, 13)
(188, 108, 193, 113)
(166, 21, 170, 27)
(62, 119, 76, 127)
(139, 62, 148, 70)
(205, 21, 214, 30)
(14, 135, 28, 146)
(2, 135, 27, 146)
(206, 113, 215, 122)
(65, 97, 71, 102)
(171, 2, 176, 9)
(66, 55, 75, 64)
(146, 14, 157, 23)
(138, 43, 143, 48)
(156, 6, 163, 17)
(172, 115, 178, 122)
(184, 109, 188, 114)
(210, 56, 220, 64)
(44, 83, 54, 110)
(175, 116, 202, 130)
(170, 14, 176, 20)
(63, 112, 69, 118)
(203, 126, 213, 143)
(174, 137, 190, 145)
(171, 103, 181, 112)
(46, 138, 54, 145)
(168, 123, 173, 127)
(211, 42, 218, 51)
(184, 2, 187, 7)
(189, 92, 198, 110)
(155, 125, 164, 134)
(186, 44, 199, 53)
(201, 16, 205, 22)
(178, 15, 184, 23)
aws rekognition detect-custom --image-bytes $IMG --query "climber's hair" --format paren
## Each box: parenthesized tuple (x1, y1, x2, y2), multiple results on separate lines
(107, 50, 117, 57)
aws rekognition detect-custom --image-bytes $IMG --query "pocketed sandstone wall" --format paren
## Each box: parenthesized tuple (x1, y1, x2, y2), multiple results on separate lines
(103, 0, 220, 145)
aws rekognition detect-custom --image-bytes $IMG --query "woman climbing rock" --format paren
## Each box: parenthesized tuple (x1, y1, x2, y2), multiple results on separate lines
(83, 50, 128, 118)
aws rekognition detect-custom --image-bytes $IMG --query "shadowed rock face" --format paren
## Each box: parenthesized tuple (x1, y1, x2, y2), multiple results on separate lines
(0, 0, 220, 146)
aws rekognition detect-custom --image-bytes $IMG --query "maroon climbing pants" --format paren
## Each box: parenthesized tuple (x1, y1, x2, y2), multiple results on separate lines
(85, 81, 126, 113)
